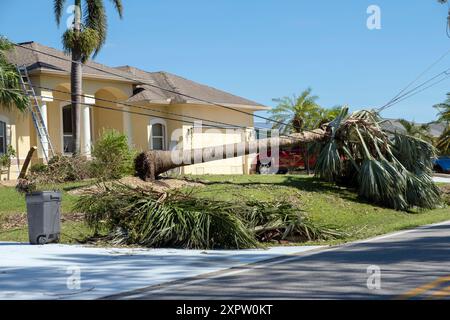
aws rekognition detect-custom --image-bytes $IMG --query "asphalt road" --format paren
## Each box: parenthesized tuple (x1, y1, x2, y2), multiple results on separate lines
(106, 220, 450, 300)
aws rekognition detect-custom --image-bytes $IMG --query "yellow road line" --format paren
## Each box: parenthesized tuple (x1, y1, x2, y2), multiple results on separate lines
(428, 285, 450, 300)
(396, 276, 450, 300)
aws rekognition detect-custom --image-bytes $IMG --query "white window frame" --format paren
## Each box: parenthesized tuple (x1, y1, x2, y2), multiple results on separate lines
(149, 118, 167, 151)
(0, 115, 10, 156)
(0, 119, 8, 155)
(60, 104, 75, 155)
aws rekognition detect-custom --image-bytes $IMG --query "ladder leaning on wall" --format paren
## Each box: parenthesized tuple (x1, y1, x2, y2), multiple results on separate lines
(16, 65, 55, 163)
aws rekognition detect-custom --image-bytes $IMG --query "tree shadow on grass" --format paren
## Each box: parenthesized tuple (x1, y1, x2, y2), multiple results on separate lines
(193, 175, 369, 205)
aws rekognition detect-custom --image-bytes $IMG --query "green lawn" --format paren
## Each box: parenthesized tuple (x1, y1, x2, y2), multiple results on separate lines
(0, 181, 94, 243)
(0, 175, 449, 246)
(184, 175, 450, 245)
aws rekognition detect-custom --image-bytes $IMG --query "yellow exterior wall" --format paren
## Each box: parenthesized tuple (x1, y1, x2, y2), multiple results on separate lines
(2, 72, 259, 180)
(0, 106, 32, 180)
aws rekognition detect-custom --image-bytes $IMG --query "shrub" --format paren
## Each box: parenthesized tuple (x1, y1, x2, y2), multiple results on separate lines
(91, 130, 135, 180)
(0, 146, 16, 168)
(30, 163, 48, 174)
(74, 184, 343, 249)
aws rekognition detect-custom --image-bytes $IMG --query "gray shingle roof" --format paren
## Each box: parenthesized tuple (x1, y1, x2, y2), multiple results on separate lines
(116, 65, 266, 108)
(380, 119, 446, 137)
(7, 42, 267, 108)
(7, 42, 134, 82)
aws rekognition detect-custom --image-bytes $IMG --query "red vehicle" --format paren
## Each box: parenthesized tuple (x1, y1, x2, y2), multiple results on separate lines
(251, 146, 317, 174)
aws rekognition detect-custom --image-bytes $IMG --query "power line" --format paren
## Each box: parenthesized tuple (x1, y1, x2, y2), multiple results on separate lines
(378, 72, 450, 112)
(2, 87, 314, 143)
(11, 42, 328, 138)
(30, 84, 256, 131)
(380, 49, 450, 110)
(377, 66, 450, 112)
(4, 84, 324, 141)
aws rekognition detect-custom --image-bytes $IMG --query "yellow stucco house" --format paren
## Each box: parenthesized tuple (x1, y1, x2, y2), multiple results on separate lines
(1, 42, 268, 180)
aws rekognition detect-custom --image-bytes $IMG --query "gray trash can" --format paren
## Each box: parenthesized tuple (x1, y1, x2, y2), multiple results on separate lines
(26, 191, 62, 245)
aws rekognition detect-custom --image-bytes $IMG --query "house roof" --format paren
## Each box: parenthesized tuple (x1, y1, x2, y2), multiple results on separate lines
(7, 42, 267, 109)
(7, 42, 135, 82)
(380, 119, 446, 137)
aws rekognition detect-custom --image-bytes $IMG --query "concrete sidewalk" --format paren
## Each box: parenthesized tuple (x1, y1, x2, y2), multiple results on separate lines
(433, 174, 450, 184)
(0, 242, 323, 300)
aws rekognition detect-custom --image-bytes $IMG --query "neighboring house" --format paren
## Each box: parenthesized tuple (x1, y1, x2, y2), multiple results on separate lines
(1, 41, 268, 180)
(381, 119, 446, 138)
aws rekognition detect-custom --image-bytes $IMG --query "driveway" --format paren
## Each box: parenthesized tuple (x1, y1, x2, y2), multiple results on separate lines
(108, 221, 450, 300)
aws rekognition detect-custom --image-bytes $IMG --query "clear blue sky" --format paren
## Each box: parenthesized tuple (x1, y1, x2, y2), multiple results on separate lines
(1, 0, 449, 123)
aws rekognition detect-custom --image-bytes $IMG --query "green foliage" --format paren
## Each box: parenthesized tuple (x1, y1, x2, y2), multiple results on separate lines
(29, 163, 48, 174)
(0, 36, 29, 112)
(314, 140, 341, 182)
(436, 127, 449, 155)
(397, 119, 434, 144)
(269, 88, 322, 134)
(54, 0, 123, 59)
(0, 146, 16, 168)
(313, 108, 442, 211)
(74, 183, 341, 249)
(392, 134, 436, 174)
(62, 28, 100, 63)
(91, 130, 135, 180)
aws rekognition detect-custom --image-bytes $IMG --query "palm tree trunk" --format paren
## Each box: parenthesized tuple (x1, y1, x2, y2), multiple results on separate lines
(71, 48, 82, 155)
(71, 0, 82, 155)
(305, 143, 310, 175)
(136, 129, 327, 181)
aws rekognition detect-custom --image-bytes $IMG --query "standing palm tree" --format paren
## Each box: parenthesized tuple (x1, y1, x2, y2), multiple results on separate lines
(54, 0, 123, 154)
(0, 36, 29, 112)
(269, 88, 322, 134)
(268, 88, 342, 173)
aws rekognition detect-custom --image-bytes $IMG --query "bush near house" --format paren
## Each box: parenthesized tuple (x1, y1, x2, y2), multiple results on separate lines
(90, 130, 135, 180)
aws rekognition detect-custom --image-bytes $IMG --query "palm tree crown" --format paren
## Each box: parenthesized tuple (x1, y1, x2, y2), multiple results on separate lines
(0, 36, 28, 112)
(269, 88, 324, 134)
(54, 0, 123, 61)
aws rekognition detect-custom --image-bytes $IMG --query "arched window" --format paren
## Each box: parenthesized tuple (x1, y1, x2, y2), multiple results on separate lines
(62, 105, 74, 154)
(150, 119, 167, 151)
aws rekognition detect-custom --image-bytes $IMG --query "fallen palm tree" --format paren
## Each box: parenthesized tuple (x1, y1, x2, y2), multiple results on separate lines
(135, 107, 442, 211)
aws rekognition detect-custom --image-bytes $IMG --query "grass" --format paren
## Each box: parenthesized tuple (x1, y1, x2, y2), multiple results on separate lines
(183, 175, 450, 245)
(0, 175, 449, 246)
(0, 180, 95, 243)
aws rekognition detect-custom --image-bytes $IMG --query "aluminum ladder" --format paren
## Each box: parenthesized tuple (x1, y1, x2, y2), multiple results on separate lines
(17, 65, 55, 162)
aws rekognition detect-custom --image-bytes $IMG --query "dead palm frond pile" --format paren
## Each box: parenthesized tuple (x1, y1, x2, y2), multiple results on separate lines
(74, 183, 343, 249)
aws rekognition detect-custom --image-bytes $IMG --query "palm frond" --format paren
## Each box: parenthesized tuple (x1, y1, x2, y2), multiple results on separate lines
(314, 140, 342, 182)
(391, 133, 436, 174)
(84, 0, 107, 57)
(110, 0, 123, 18)
(53, 0, 67, 26)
